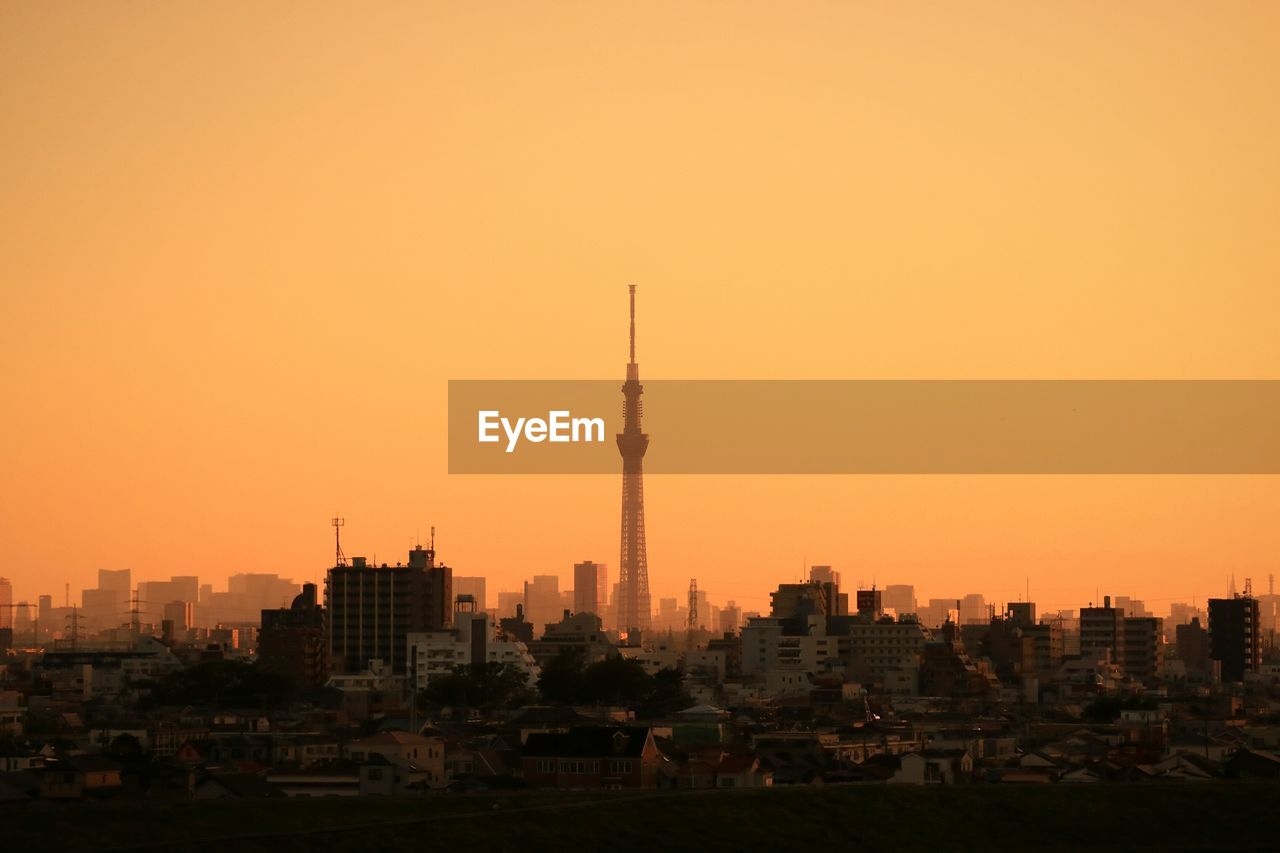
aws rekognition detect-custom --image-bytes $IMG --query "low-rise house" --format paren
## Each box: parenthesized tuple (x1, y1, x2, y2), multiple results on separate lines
(39, 755, 123, 799)
(345, 730, 446, 791)
(890, 749, 972, 784)
(521, 726, 663, 790)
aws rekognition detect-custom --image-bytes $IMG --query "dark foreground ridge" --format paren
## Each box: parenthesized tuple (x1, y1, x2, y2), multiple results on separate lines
(18, 782, 1278, 853)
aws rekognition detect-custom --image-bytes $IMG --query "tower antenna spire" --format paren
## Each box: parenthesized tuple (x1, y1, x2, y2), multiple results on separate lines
(628, 284, 637, 364)
(618, 284, 651, 639)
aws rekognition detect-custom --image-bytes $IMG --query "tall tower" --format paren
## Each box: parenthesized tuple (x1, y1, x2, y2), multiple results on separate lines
(617, 285, 651, 637)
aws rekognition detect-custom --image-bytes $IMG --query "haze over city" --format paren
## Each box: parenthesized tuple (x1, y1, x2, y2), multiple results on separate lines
(4, 2, 1280, 620)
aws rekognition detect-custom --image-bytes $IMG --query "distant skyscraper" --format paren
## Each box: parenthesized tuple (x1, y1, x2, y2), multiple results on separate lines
(617, 285, 651, 636)
(497, 590, 523, 618)
(809, 566, 841, 588)
(0, 578, 11, 629)
(882, 584, 916, 616)
(97, 569, 131, 595)
(573, 561, 608, 618)
(523, 575, 561, 636)
(453, 576, 487, 611)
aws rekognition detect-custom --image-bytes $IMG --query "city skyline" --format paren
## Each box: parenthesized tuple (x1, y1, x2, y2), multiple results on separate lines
(4, 2, 1280, 621)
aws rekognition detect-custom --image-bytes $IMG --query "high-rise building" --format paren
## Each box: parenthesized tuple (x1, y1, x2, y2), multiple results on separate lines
(1208, 596, 1261, 682)
(616, 285, 651, 636)
(495, 590, 523, 620)
(882, 584, 916, 617)
(1168, 602, 1204, 626)
(1007, 602, 1036, 627)
(1121, 616, 1164, 682)
(523, 575, 562, 636)
(573, 561, 608, 618)
(97, 569, 131, 595)
(856, 588, 883, 619)
(137, 576, 200, 624)
(809, 566, 841, 588)
(0, 578, 11, 629)
(1175, 617, 1209, 670)
(163, 600, 194, 634)
(1080, 597, 1125, 666)
(453, 576, 487, 612)
(326, 545, 452, 675)
(719, 601, 742, 635)
(81, 588, 124, 633)
(958, 594, 988, 625)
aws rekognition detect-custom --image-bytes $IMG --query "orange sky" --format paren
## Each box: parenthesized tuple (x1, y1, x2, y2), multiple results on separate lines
(2, 2, 1279, 616)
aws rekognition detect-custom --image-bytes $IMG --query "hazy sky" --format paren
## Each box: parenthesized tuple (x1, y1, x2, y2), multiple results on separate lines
(3, 2, 1278, 615)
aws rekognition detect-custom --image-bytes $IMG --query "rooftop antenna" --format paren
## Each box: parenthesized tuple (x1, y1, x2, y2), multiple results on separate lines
(332, 515, 346, 567)
(430, 526, 436, 551)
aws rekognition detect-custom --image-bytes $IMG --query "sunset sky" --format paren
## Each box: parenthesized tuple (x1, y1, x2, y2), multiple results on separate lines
(3, 2, 1279, 616)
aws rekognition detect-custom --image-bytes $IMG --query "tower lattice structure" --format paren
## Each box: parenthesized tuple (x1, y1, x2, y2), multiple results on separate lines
(617, 285, 651, 637)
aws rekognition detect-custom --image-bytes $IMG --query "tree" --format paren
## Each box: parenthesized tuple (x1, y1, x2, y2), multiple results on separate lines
(581, 656, 653, 705)
(636, 667, 694, 718)
(147, 660, 295, 709)
(107, 732, 145, 762)
(538, 648, 589, 704)
(424, 662, 532, 709)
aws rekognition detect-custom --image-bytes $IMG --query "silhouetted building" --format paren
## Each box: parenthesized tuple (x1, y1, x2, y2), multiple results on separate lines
(522, 727, 662, 789)
(1208, 596, 1261, 682)
(856, 589, 883, 619)
(1080, 597, 1125, 666)
(1176, 617, 1209, 670)
(326, 546, 452, 675)
(500, 603, 534, 644)
(1007, 602, 1036, 627)
(1121, 616, 1164, 683)
(259, 582, 329, 687)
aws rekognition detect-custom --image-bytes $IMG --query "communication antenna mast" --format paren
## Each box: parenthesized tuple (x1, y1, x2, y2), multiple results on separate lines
(332, 515, 346, 567)
(1244, 577, 1253, 598)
